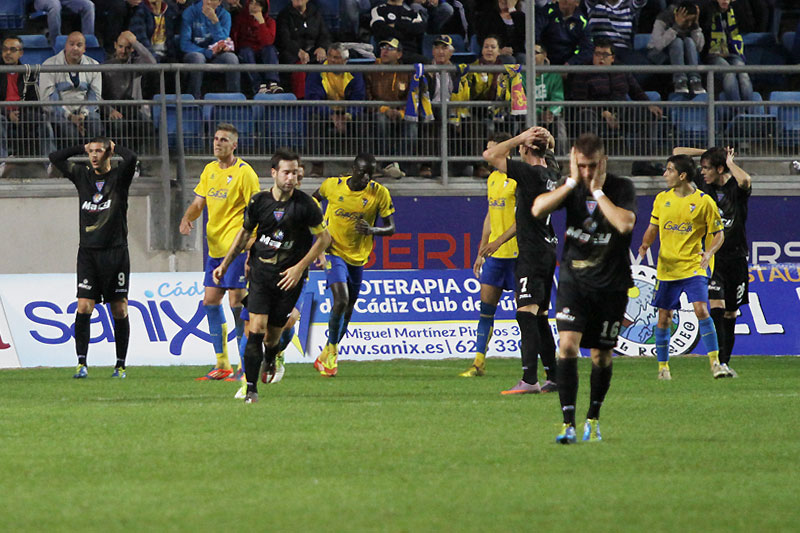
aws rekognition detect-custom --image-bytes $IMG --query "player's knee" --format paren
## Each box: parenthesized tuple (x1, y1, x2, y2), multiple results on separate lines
(723, 311, 737, 319)
(331, 299, 348, 315)
(110, 300, 128, 319)
(76, 298, 94, 314)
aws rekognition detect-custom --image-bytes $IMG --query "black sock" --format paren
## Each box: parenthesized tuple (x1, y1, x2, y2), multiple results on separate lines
(586, 362, 613, 420)
(243, 332, 265, 393)
(113, 316, 130, 369)
(722, 317, 737, 365)
(74, 312, 91, 366)
(516, 311, 541, 385)
(536, 315, 557, 382)
(710, 308, 726, 363)
(557, 357, 579, 426)
(231, 305, 244, 345)
(264, 342, 280, 369)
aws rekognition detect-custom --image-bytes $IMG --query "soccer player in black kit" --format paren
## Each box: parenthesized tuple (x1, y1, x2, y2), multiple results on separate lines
(213, 149, 331, 404)
(674, 145, 751, 378)
(533, 133, 637, 444)
(49, 138, 138, 379)
(482, 126, 561, 395)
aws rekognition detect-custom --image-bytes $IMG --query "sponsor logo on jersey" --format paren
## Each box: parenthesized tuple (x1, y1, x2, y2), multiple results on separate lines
(488, 198, 506, 208)
(556, 307, 576, 322)
(664, 221, 693, 233)
(81, 199, 111, 212)
(334, 207, 363, 220)
(615, 265, 699, 357)
(92, 193, 103, 203)
(207, 188, 228, 199)
(78, 279, 92, 290)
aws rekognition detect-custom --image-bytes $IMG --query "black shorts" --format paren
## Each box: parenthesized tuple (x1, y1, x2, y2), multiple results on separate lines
(76, 246, 130, 303)
(555, 281, 629, 350)
(515, 251, 556, 309)
(246, 272, 305, 328)
(709, 256, 749, 311)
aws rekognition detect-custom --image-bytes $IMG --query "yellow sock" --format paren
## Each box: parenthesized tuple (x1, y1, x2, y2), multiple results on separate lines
(474, 352, 486, 368)
(216, 324, 231, 370)
(658, 361, 670, 371)
(708, 351, 720, 367)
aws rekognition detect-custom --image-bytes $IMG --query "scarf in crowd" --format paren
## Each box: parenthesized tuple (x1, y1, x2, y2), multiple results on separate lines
(404, 63, 434, 122)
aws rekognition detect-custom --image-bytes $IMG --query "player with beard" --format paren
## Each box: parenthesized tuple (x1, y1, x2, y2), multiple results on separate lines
(49, 138, 138, 378)
(533, 133, 637, 444)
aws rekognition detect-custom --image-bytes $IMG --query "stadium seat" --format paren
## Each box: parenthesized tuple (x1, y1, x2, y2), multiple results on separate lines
(668, 92, 709, 147)
(0, 0, 25, 30)
(201, 93, 255, 150)
(253, 92, 305, 152)
(717, 92, 776, 151)
(742, 32, 775, 47)
(151, 94, 204, 152)
(469, 34, 480, 56)
(769, 91, 800, 149)
(781, 31, 795, 54)
(19, 34, 49, 48)
(21, 47, 52, 65)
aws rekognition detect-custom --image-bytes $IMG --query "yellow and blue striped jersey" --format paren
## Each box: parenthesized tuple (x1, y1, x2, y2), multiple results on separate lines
(487, 170, 518, 259)
(319, 176, 395, 266)
(193, 158, 260, 258)
(651, 188, 723, 281)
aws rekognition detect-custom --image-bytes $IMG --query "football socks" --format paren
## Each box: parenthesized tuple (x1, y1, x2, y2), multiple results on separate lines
(586, 362, 612, 420)
(536, 314, 557, 382)
(655, 326, 670, 363)
(204, 304, 231, 370)
(721, 316, 737, 365)
(557, 357, 579, 426)
(698, 316, 720, 366)
(243, 332, 265, 394)
(74, 312, 91, 366)
(516, 310, 541, 386)
(475, 302, 497, 358)
(113, 315, 129, 369)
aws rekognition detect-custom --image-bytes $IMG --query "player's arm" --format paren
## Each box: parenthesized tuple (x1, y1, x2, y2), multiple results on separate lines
(179, 195, 207, 235)
(278, 227, 332, 290)
(479, 222, 515, 259)
(701, 230, 725, 270)
(48, 144, 84, 179)
(355, 214, 395, 237)
(725, 146, 752, 190)
(212, 226, 253, 284)
(482, 126, 551, 174)
(113, 143, 139, 185)
(473, 212, 492, 278)
(638, 223, 659, 260)
(672, 146, 705, 156)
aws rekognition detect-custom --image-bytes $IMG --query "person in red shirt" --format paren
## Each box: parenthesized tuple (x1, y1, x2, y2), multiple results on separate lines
(231, 0, 283, 94)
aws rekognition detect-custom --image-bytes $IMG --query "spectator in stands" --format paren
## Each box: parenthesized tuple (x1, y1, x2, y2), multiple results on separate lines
(232, 0, 282, 94)
(701, 0, 752, 101)
(535, 0, 593, 67)
(102, 30, 156, 151)
(39, 32, 104, 145)
(647, 1, 705, 95)
(531, 43, 568, 154)
(180, 0, 241, 99)
(340, 0, 383, 42)
(476, 0, 526, 64)
(94, 0, 141, 54)
(408, 0, 455, 35)
(569, 38, 662, 154)
(130, 0, 180, 63)
(35, 0, 95, 47)
(365, 38, 416, 178)
(420, 34, 460, 177)
(306, 42, 366, 174)
(585, 0, 648, 64)
(276, 0, 332, 97)
(369, 0, 427, 63)
(1, 37, 47, 178)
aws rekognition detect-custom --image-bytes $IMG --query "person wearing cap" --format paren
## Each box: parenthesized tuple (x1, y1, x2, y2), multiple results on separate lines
(369, 0, 427, 63)
(365, 38, 417, 178)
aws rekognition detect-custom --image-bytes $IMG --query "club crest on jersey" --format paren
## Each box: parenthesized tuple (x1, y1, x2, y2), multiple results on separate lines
(716, 192, 724, 201)
(665, 201, 671, 207)
(227, 175, 233, 184)
(95, 181, 104, 192)
(689, 203, 696, 212)
(586, 199, 598, 215)
(274, 209, 285, 221)
(92, 193, 103, 203)
(362, 198, 368, 207)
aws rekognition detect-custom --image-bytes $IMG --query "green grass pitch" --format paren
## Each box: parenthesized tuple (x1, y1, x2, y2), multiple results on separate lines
(1, 356, 798, 532)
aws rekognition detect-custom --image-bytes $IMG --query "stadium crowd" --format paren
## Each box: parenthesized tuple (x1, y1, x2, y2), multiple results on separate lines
(1, 0, 799, 179)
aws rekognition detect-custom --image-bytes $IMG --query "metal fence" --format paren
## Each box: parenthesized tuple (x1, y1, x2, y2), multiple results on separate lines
(2, 62, 800, 184)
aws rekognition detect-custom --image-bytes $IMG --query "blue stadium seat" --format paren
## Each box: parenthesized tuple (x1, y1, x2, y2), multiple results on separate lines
(151, 94, 204, 152)
(769, 91, 800, 148)
(253, 92, 305, 152)
(21, 48, 53, 65)
(742, 32, 775, 47)
(717, 92, 776, 148)
(668, 92, 708, 147)
(633, 33, 650, 51)
(19, 34, 49, 48)
(0, 0, 25, 30)
(201, 93, 255, 150)
(469, 34, 480, 56)
(269, 0, 290, 17)
(781, 31, 795, 54)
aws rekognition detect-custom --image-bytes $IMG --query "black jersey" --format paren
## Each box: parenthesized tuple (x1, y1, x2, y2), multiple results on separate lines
(243, 188, 324, 275)
(559, 173, 637, 291)
(694, 175, 750, 260)
(506, 158, 559, 259)
(50, 145, 138, 250)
